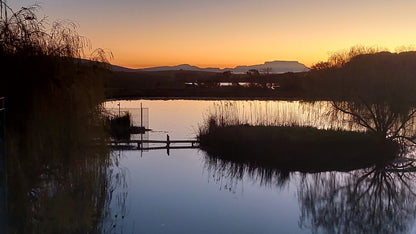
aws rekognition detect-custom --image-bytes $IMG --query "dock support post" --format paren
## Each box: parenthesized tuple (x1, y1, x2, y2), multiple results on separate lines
(166, 134, 170, 156)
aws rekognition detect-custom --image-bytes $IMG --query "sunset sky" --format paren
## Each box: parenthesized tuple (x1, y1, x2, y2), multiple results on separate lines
(10, 0, 416, 68)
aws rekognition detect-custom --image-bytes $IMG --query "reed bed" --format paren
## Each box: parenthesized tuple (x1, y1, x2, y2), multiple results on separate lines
(199, 101, 400, 172)
(200, 101, 366, 133)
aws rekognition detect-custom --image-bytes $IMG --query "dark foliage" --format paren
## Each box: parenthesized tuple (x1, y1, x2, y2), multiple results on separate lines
(200, 123, 398, 172)
(0, 3, 119, 233)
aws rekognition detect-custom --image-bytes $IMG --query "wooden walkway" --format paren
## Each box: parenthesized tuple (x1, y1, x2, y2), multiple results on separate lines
(110, 139, 200, 151)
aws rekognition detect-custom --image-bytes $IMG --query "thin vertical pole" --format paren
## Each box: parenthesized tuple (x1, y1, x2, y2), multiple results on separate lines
(140, 103, 143, 150)
(0, 97, 7, 234)
(166, 134, 170, 156)
(140, 103, 143, 128)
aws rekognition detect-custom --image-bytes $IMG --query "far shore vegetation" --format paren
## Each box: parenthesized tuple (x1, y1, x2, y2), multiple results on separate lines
(107, 46, 416, 104)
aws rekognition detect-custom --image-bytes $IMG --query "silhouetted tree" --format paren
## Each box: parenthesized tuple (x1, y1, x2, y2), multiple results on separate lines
(310, 61, 332, 71)
(261, 67, 272, 75)
(307, 48, 416, 148)
(247, 69, 260, 76)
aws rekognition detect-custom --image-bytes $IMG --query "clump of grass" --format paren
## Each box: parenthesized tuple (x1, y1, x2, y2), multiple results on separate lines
(198, 102, 400, 172)
(199, 101, 366, 132)
(0, 2, 113, 103)
(107, 112, 132, 140)
(200, 123, 398, 172)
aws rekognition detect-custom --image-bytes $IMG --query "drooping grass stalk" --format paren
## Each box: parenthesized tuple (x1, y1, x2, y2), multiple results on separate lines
(1, 3, 119, 232)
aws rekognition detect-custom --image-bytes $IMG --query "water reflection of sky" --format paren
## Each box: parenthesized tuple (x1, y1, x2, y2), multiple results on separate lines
(104, 99, 416, 233)
(105, 100, 213, 140)
(107, 149, 307, 234)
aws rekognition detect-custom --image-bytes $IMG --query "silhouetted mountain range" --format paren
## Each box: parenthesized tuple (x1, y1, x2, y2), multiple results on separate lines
(111, 61, 309, 73)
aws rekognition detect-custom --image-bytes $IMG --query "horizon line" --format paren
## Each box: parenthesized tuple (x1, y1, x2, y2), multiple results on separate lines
(111, 60, 309, 70)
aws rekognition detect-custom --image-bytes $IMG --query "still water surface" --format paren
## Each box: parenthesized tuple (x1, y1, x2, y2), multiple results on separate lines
(103, 100, 416, 233)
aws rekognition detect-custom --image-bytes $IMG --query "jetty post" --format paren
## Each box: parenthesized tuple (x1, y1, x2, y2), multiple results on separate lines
(166, 134, 170, 156)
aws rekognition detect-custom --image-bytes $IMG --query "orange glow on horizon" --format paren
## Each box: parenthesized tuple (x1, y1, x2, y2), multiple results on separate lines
(106, 49, 325, 69)
(28, 0, 416, 70)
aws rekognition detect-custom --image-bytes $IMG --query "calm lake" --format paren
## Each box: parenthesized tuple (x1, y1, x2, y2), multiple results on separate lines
(102, 99, 416, 233)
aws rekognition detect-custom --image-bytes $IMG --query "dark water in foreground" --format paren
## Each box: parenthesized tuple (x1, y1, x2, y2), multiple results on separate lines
(5, 99, 416, 233)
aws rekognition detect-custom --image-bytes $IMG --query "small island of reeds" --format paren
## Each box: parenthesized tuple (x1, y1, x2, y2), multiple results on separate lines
(198, 102, 402, 172)
(106, 112, 146, 140)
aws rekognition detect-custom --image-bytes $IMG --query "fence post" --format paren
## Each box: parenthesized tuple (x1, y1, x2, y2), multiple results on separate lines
(0, 97, 7, 233)
(140, 103, 143, 128)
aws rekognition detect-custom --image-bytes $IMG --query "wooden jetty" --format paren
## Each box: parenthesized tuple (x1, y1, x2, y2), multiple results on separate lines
(110, 137, 200, 151)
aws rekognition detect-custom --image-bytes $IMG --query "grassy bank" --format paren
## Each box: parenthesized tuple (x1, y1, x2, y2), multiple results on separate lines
(199, 124, 398, 172)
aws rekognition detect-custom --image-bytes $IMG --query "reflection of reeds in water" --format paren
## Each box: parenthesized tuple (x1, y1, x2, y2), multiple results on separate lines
(203, 150, 416, 233)
(203, 152, 291, 193)
(3, 70, 121, 231)
(5, 94, 127, 233)
(99, 151, 129, 233)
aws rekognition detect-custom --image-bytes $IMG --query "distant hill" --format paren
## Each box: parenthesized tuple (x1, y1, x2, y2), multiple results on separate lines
(111, 61, 309, 73)
(141, 64, 223, 73)
(232, 61, 309, 73)
(110, 64, 135, 72)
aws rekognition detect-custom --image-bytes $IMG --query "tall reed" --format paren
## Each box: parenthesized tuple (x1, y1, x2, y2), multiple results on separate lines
(199, 100, 367, 137)
(0, 3, 120, 232)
